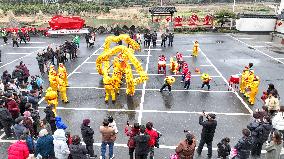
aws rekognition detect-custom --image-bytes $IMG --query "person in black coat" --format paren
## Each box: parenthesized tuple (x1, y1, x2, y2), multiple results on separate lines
(197, 112, 217, 158)
(168, 33, 174, 47)
(250, 116, 273, 158)
(234, 128, 252, 159)
(81, 119, 96, 158)
(70, 135, 88, 159)
(151, 31, 157, 47)
(44, 106, 56, 133)
(0, 100, 13, 138)
(134, 125, 150, 159)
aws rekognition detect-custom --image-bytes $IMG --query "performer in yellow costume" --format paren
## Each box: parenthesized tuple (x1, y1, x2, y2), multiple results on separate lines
(240, 67, 249, 94)
(170, 57, 179, 74)
(48, 65, 59, 92)
(44, 87, 58, 114)
(201, 73, 212, 90)
(244, 70, 254, 98)
(104, 75, 116, 103)
(192, 41, 199, 57)
(248, 76, 260, 105)
(58, 74, 69, 103)
(58, 63, 68, 86)
(160, 76, 176, 93)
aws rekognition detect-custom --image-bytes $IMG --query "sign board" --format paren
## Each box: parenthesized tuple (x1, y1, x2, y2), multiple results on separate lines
(47, 28, 89, 35)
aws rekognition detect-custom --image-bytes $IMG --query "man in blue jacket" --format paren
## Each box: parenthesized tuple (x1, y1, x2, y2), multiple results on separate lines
(35, 129, 55, 158)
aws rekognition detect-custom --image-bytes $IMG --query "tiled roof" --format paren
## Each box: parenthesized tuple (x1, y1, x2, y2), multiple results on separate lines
(149, 7, 177, 14)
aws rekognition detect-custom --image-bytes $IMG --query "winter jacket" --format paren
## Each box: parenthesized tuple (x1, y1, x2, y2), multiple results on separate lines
(168, 33, 174, 42)
(175, 135, 196, 159)
(247, 120, 261, 138)
(35, 134, 54, 158)
(23, 117, 34, 136)
(254, 123, 273, 143)
(217, 139, 231, 158)
(26, 135, 35, 154)
(265, 141, 283, 159)
(55, 116, 67, 130)
(6, 98, 20, 119)
(145, 128, 159, 147)
(234, 136, 252, 159)
(134, 133, 150, 155)
(44, 107, 56, 132)
(53, 129, 70, 159)
(99, 126, 115, 142)
(272, 112, 284, 131)
(13, 124, 27, 140)
(265, 96, 280, 111)
(70, 143, 88, 159)
(0, 107, 13, 126)
(7, 140, 29, 159)
(27, 95, 39, 110)
(199, 116, 217, 142)
(253, 110, 268, 122)
(125, 127, 140, 148)
(81, 124, 94, 145)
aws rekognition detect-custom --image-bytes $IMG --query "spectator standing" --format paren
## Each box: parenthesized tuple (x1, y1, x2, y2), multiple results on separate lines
(145, 122, 159, 159)
(161, 33, 167, 47)
(44, 106, 56, 133)
(265, 130, 283, 159)
(134, 125, 150, 159)
(168, 32, 174, 47)
(125, 122, 140, 159)
(35, 129, 55, 159)
(217, 137, 231, 159)
(12, 32, 19, 47)
(234, 128, 252, 159)
(6, 92, 20, 120)
(53, 129, 70, 159)
(0, 100, 13, 138)
(70, 135, 88, 159)
(81, 119, 96, 158)
(40, 119, 52, 135)
(14, 116, 27, 140)
(100, 119, 116, 159)
(7, 135, 29, 159)
(175, 132, 196, 159)
(151, 31, 157, 47)
(196, 113, 217, 158)
(265, 92, 280, 116)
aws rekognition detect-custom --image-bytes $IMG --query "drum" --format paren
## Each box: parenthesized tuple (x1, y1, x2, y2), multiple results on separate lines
(229, 75, 239, 84)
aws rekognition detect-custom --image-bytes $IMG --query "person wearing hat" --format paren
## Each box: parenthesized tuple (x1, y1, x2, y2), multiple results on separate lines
(45, 87, 58, 114)
(7, 134, 29, 159)
(23, 111, 34, 138)
(175, 132, 196, 159)
(192, 41, 199, 57)
(160, 76, 176, 93)
(58, 73, 69, 103)
(14, 116, 27, 140)
(196, 112, 217, 158)
(55, 116, 67, 130)
(53, 128, 70, 159)
(240, 67, 250, 94)
(248, 76, 260, 105)
(58, 63, 68, 86)
(70, 135, 88, 159)
(134, 125, 150, 159)
(81, 119, 96, 158)
(35, 129, 55, 158)
(217, 137, 231, 159)
(244, 70, 255, 98)
(201, 73, 212, 91)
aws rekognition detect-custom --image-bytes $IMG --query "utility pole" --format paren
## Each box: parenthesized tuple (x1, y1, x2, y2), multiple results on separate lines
(230, 0, 236, 29)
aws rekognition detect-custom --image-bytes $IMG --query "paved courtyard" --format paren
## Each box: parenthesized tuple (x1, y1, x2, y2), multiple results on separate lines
(0, 33, 283, 158)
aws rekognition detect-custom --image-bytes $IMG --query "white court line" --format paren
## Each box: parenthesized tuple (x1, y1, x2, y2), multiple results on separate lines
(196, 41, 253, 114)
(144, 48, 162, 51)
(66, 86, 232, 93)
(275, 58, 284, 60)
(16, 46, 45, 49)
(251, 45, 272, 48)
(138, 46, 151, 124)
(84, 61, 96, 64)
(238, 37, 254, 40)
(228, 34, 284, 65)
(0, 42, 11, 47)
(5, 53, 31, 55)
(38, 44, 104, 104)
(27, 42, 46, 44)
(200, 64, 212, 67)
(37, 106, 249, 115)
(0, 46, 48, 69)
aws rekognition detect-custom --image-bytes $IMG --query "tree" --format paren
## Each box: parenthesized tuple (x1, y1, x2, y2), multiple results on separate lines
(214, 9, 236, 28)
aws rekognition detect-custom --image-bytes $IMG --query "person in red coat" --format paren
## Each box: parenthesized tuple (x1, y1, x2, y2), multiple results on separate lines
(7, 135, 30, 159)
(125, 122, 140, 159)
(184, 71, 191, 90)
(145, 122, 159, 159)
(181, 64, 189, 83)
(6, 93, 20, 120)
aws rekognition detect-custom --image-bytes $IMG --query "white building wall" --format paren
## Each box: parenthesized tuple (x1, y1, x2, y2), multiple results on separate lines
(236, 18, 276, 32)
